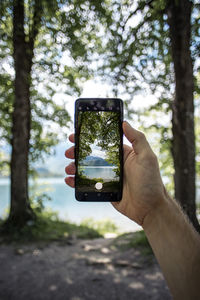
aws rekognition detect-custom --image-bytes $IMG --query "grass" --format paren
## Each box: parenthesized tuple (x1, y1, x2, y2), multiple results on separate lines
(0, 209, 120, 244)
(0, 210, 103, 244)
(112, 230, 153, 256)
(80, 218, 119, 235)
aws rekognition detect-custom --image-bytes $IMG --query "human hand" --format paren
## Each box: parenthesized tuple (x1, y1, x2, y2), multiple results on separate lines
(111, 121, 166, 226)
(64, 121, 166, 226)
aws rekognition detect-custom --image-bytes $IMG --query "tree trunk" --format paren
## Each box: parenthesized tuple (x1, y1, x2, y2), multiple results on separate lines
(167, 0, 200, 232)
(9, 0, 34, 227)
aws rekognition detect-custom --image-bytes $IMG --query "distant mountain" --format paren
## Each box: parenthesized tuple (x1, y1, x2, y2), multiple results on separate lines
(81, 156, 112, 166)
(35, 167, 62, 178)
(0, 142, 72, 178)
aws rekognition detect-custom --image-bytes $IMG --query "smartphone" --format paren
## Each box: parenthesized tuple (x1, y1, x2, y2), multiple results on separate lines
(74, 98, 123, 202)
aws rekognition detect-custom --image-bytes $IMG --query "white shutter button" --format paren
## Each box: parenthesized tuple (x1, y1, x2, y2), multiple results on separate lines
(95, 182, 103, 190)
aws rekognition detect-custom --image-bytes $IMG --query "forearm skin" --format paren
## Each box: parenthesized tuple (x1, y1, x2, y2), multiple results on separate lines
(143, 194, 200, 300)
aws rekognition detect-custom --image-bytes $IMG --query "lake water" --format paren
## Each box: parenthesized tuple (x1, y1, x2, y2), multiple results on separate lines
(0, 178, 141, 232)
(80, 166, 117, 180)
(1, 177, 199, 232)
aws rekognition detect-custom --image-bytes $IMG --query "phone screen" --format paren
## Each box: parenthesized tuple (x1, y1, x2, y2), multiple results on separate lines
(75, 99, 123, 201)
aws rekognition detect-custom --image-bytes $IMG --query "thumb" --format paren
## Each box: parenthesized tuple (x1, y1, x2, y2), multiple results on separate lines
(123, 121, 150, 154)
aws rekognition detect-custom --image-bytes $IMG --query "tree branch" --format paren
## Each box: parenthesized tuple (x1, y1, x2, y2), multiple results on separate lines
(27, 0, 42, 65)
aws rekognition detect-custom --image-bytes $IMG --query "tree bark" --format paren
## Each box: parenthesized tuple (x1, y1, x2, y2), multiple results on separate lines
(167, 0, 200, 232)
(9, 0, 34, 227)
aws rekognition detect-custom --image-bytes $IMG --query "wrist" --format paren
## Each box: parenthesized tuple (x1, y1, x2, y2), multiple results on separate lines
(142, 194, 172, 235)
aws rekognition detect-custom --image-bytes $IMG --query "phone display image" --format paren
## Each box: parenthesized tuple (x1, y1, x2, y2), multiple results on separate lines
(76, 110, 121, 194)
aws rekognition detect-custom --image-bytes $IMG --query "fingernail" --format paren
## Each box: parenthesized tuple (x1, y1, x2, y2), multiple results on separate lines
(123, 121, 131, 127)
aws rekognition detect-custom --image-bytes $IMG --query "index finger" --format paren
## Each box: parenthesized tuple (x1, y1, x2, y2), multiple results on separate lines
(69, 133, 75, 143)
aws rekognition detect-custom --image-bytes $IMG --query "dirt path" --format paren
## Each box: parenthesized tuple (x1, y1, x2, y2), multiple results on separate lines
(0, 237, 172, 300)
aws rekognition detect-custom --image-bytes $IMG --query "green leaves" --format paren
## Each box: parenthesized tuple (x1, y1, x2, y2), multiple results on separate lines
(78, 111, 121, 178)
(0, 0, 110, 175)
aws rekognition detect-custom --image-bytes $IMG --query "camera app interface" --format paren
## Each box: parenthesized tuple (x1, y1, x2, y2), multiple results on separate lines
(77, 111, 121, 193)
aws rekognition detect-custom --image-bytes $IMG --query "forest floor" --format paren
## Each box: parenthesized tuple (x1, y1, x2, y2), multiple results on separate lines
(0, 233, 172, 300)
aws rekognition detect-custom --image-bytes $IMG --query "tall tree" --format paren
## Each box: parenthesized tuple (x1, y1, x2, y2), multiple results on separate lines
(9, 0, 41, 226)
(97, 0, 200, 231)
(0, 0, 108, 228)
(167, 0, 199, 230)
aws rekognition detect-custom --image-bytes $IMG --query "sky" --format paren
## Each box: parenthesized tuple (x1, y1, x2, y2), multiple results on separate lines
(90, 142, 106, 159)
(56, 79, 160, 124)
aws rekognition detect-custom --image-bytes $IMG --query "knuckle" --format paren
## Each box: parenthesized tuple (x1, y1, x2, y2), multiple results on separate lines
(138, 131, 145, 140)
(132, 131, 146, 147)
(142, 151, 157, 163)
(147, 152, 157, 163)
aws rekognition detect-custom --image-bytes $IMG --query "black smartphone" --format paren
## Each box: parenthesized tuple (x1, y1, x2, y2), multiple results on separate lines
(74, 98, 123, 202)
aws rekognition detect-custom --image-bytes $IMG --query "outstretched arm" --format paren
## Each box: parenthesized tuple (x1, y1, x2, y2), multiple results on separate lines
(143, 191, 200, 300)
(65, 121, 200, 300)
